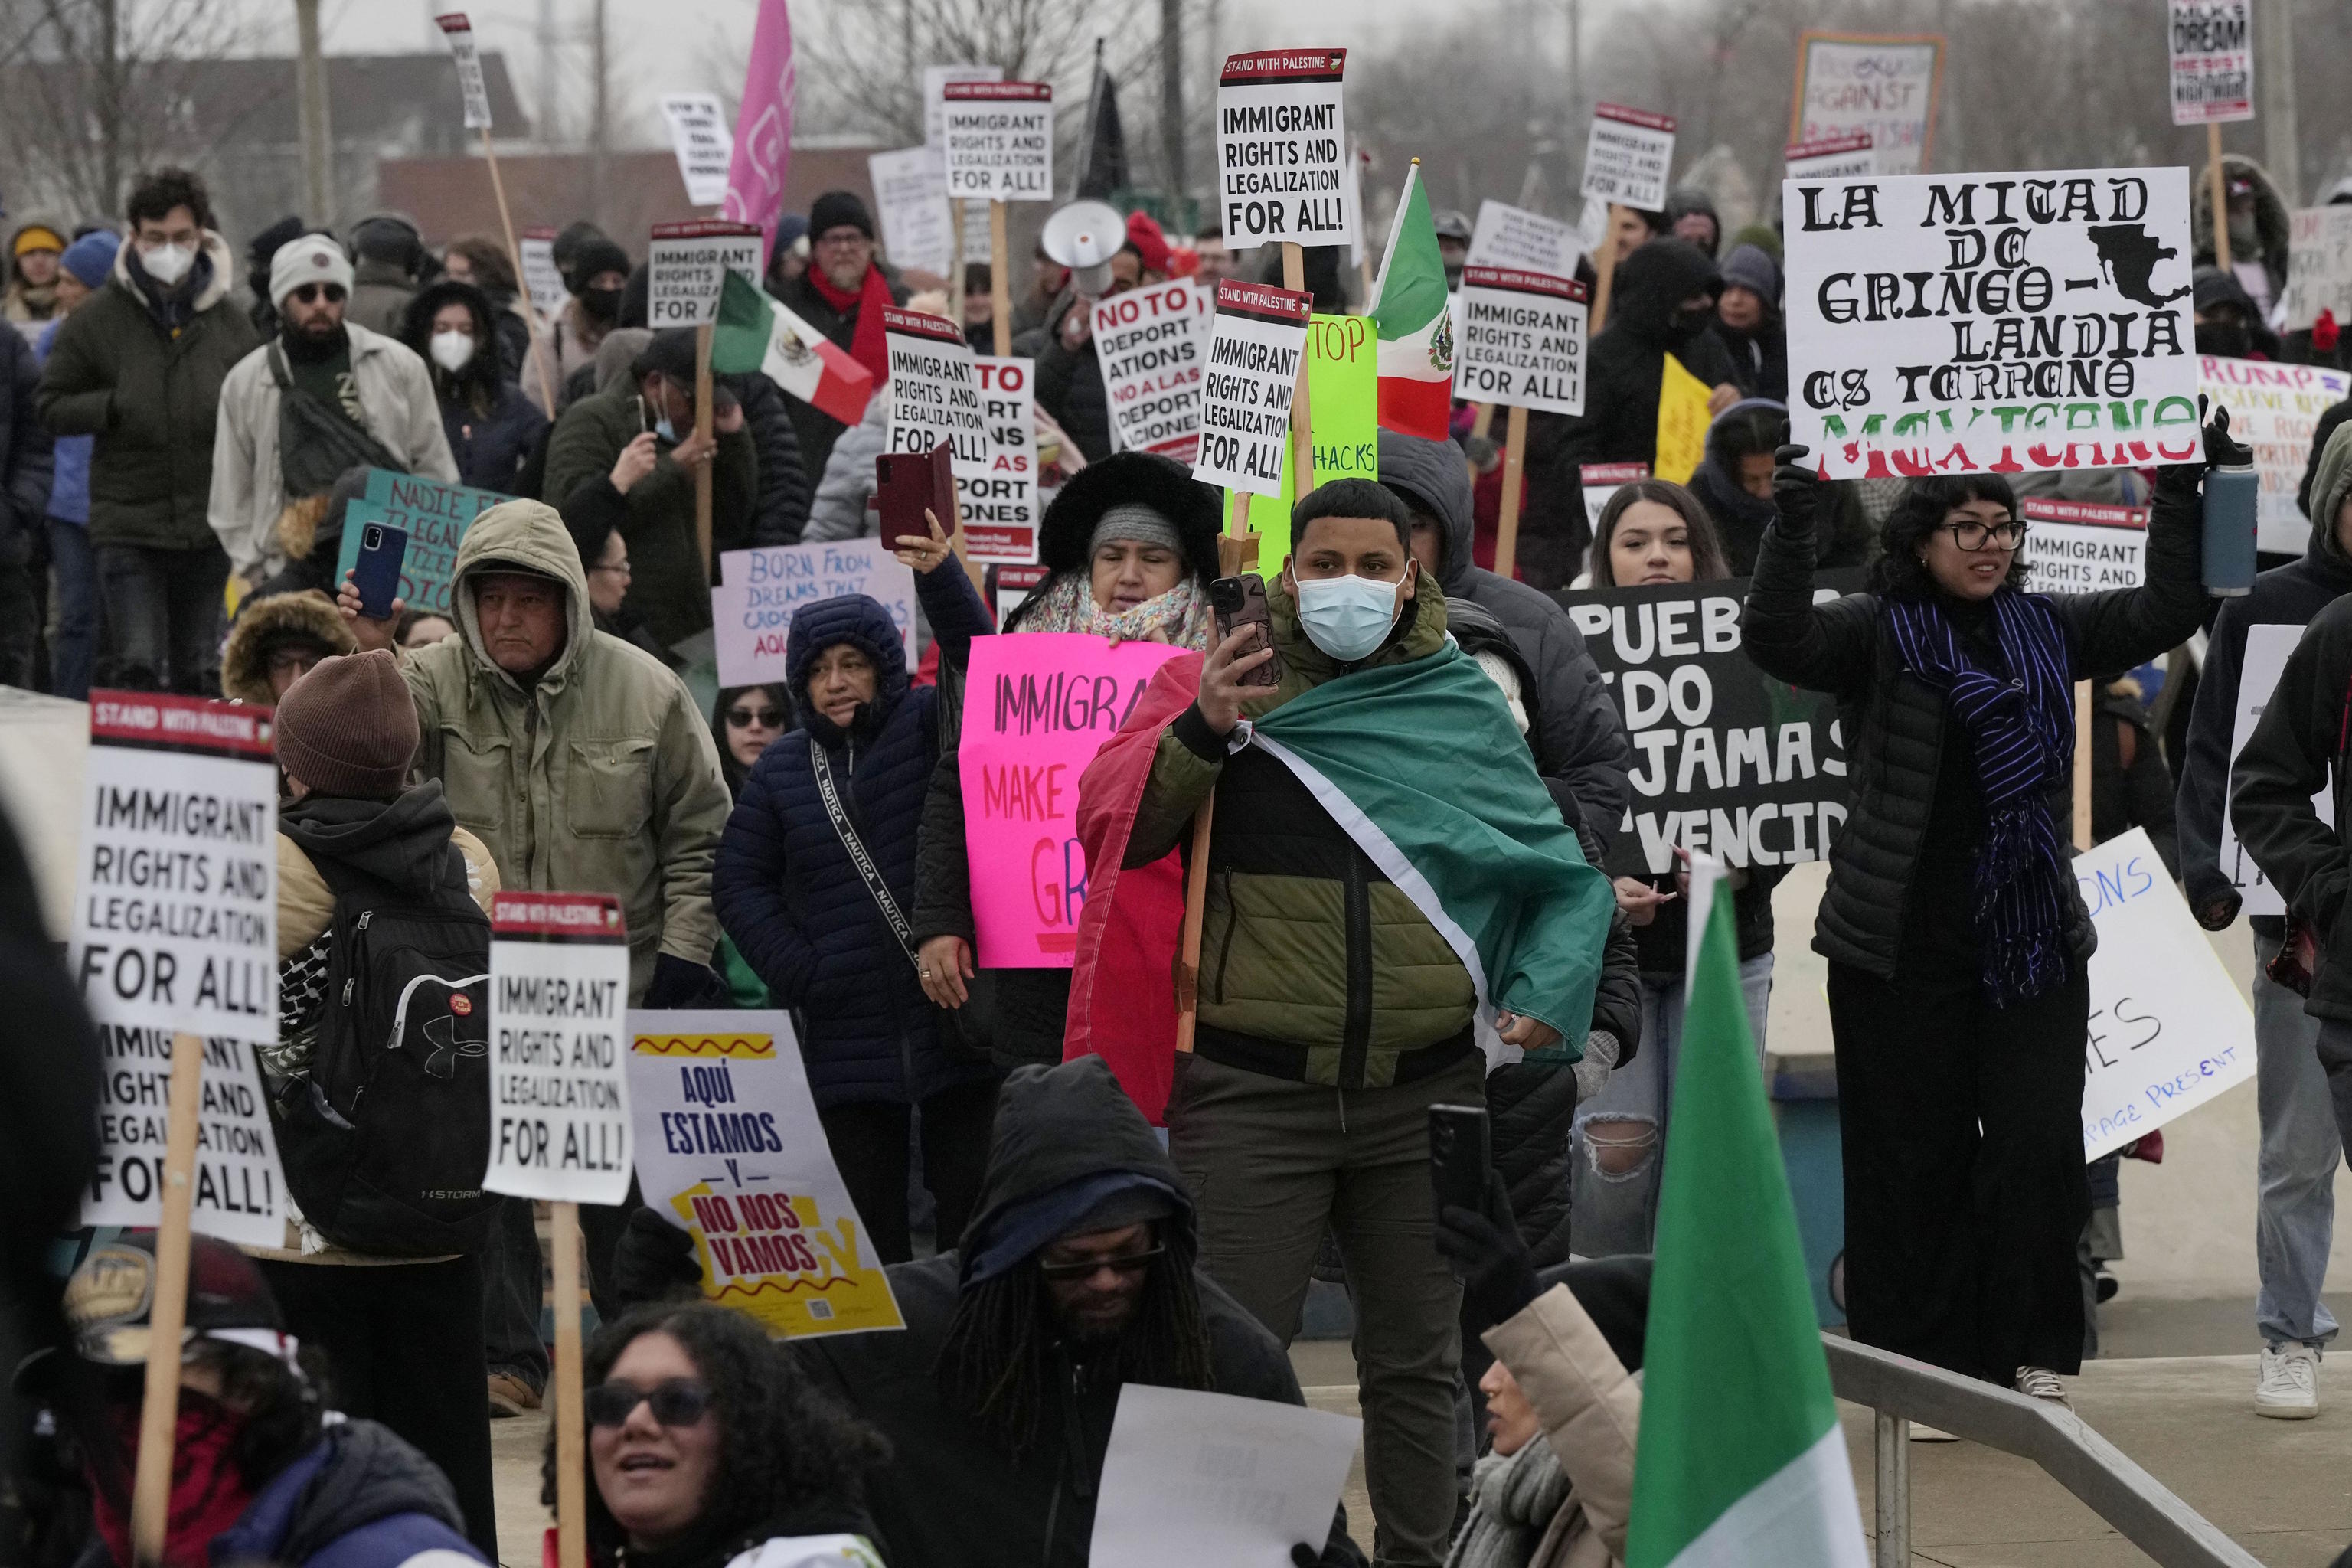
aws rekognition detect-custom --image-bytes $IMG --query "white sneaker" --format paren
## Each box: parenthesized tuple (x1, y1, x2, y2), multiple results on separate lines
(2014, 1366, 2069, 1407)
(2256, 1343, 2320, 1419)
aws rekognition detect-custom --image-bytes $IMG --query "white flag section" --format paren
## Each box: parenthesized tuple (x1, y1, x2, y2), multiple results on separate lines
(2017, 498, 2147, 590)
(434, 13, 493, 130)
(967, 357, 1041, 564)
(1581, 104, 1676, 211)
(867, 146, 953, 281)
(1096, 278, 1205, 459)
(1456, 266, 1587, 416)
(2221, 623, 2333, 920)
(1466, 200, 1583, 279)
(659, 93, 734, 207)
(1088, 1387, 1360, 1567)
(711, 540, 917, 685)
(486, 892, 632, 1204)
(85, 1034, 287, 1249)
(2079, 828, 2254, 1159)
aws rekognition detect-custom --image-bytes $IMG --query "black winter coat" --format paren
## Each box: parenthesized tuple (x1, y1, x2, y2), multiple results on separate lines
(1031, 296, 1113, 462)
(730, 372, 814, 545)
(2234, 590, 2352, 1021)
(0, 323, 53, 550)
(437, 381, 547, 494)
(769, 268, 906, 491)
(1740, 463, 2208, 981)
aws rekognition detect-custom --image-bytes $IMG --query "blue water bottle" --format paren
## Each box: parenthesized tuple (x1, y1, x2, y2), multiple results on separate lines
(2202, 407, 2258, 599)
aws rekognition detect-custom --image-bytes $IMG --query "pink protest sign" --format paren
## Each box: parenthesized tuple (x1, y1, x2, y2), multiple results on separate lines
(959, 633, 1183, 967)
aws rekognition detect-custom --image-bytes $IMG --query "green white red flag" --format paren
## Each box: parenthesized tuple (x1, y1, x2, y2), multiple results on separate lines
(1371, 162, 1455, 440)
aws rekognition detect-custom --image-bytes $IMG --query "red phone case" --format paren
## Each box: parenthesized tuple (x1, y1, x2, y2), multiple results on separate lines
(875, 442, 955, 551)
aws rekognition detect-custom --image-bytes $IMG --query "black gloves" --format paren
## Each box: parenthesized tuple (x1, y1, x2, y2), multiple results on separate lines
(1771, 443, 1822, 534)
(1435, 1168, 1540, 1336)
(611, 1204, 702, 1309)
(2157, 397, 2251, 497)
(644, 952, 729, 1009)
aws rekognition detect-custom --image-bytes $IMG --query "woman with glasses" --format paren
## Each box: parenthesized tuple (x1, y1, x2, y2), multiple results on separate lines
(1743, 434, 2213, 1410)
(709, 682, 791, 1006)
(565, 1302, 888, 1568)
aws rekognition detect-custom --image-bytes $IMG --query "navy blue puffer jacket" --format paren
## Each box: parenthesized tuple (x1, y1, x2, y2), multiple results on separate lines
(715, 574, 996, 1108)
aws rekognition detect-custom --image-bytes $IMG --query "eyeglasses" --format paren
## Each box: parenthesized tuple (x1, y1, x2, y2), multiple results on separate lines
(289, 283, 345, 305)
(589, 559, 632, 578)
(726, 706, 786, 729)
(1942, 519, 2027, 551)
(1036, 1246, 1164, 1282)
(814, 230, 870, 250)
(584, 1377, 712, 1429)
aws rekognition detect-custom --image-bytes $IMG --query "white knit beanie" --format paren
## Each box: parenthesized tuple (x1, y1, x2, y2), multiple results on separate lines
(270, 235, 354, 308)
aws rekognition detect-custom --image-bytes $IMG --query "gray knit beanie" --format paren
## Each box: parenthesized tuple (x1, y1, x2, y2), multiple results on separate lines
(1089, 502, 1182, 556)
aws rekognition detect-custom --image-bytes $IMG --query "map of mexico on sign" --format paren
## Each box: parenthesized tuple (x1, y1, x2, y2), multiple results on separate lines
(1783, 167, 2200, 482)
(1216, 51, 1354, 248)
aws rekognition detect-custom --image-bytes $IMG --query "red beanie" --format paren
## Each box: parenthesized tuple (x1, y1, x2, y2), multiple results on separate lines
(1125, 211, 1172, 276)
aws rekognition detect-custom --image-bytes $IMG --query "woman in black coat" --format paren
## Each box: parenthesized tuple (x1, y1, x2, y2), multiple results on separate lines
(399, 279, 546, 494)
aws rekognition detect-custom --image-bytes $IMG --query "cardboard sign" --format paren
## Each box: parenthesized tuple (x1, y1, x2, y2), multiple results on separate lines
(1194, 279, 1312, 498)
(1215, 50, 1354, 248)
(1457, 266, 1586, 416)
(2201, 356, 2352, 554)
(1089, 1387, 1361, 1568)
(2167, 0, 2253, 126)
(2079, 827, 2255, 1159)
(485, 892, 632, 1204)
(710, 541, 917, 685)
(1556, 578, 1860, 874)
(924, 64, 1002, 152)
(83, 1033, 287, 1247)
(967, 357, 1040, 564)
(2019, 498, 2149, 590)
(658, 93, 734, 207)
(867, 146, 952, 280)
(435, 14, 492, 131)
(628, 1012, 905, 1338)
(648, 220, 765, 328)
(1783, 167, 2201, 482)
(942, 81, 1054, 202)
(1097, 278, 1206, 459)
(1580, 104, 1676, 212)
(1787, 31, 1943, 175)
(2283, 207, 2352, 335)
(1221, 312, 1379, 564)
(332, 469, 510, 619)
(1783, 134, 1877, 182)
(2220, 623, 2332, 919)
(959, 635, 1184, 967)
(1581, 461, 1650, 541)
(1466, 201, 1583, 281)
(519, 227, 561, 323)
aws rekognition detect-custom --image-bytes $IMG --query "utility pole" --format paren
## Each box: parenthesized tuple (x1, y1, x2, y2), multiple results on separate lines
(294, 0, 333, 224)
(1160, 0, 1185, 205)
(589, 0, 609, 226)
(2258, 0, 2301, 201)
(537, 0, 558, 149)
(1566, 0, 1582, 158)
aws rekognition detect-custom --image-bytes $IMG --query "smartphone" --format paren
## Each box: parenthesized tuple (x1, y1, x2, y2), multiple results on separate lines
(351, 521, 409, 622)
(1427, 1103, 1491, 1217)
(875, 441, 956, 552)
(1209, 573, 1282, 688)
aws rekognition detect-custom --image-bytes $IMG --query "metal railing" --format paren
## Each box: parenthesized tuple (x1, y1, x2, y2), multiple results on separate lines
(1821, 1333, 2264, 1568)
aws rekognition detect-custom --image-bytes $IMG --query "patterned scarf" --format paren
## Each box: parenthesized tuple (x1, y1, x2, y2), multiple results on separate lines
(1883, 588, 2076, 1007)
(1010, 571, 1214, 650)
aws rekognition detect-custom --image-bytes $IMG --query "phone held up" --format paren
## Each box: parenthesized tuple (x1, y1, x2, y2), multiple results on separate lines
(1210, 573, 1283, 688)
(874, 440, 956, 554)
(1427, 1103, 1490, 1217)
(351, 521, 410, 622)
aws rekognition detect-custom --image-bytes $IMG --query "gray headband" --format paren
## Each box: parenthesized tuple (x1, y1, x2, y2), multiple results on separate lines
(1089, 502, 1182, 557)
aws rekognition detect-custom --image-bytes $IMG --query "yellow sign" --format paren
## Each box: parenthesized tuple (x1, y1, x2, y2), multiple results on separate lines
(1655, 352, 1712, 485)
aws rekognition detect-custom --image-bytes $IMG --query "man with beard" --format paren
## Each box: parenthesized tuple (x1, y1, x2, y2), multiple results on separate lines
(770, 191, 905, 482)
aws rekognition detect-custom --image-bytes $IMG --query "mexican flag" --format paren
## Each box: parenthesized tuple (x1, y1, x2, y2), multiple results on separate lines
(1370, 162, 1455, 440)
(713, 270, 874, 428)
(1626, 861, 1868, 1568)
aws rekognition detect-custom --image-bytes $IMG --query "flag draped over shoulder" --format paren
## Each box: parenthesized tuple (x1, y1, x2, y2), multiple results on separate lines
(1371, 162, 1455, 440)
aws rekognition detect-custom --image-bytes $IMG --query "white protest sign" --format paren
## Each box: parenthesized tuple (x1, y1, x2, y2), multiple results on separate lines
(1344, 142, 1370, 270)
(1788, 31, 1942, 175)
(435, 13, 493, 130)
(994, 564, 1050, 624)
(867, 146, 953, 280)
(884, 305, 991, 514)
(1783, 134, 1877, 182)
(1215, 50, 1354, 249)
(647, 220, 764, 328)
(1467, 201, 1583, 280)
(2019, 498, 2148, 590)
(1581, 461, 1651, 538)
(485, 892, 632, 1204)
(628, 1011, 906, 1338)
(1581, 104, 1676, 212)
(967, 356, 1040, 564)
(942, 81, 1054, 203)
(1457, 266, 1587, 416)
(658, 93, 734, 207)
(924, 64, 1002, 152)
(520, 227, 562, 323)
(1096, 278, 1206, 460)
(710, 541, 918, 686)
(1783, 168, 2201, 482)
(2221, 623, 2332, 919)
(1193, 279, 1312, 498)
(1089, 1386, 1361, 1568)
(2079, 827, 2255, 1159)
(2167, 0, 2253, 126)
(2283, 207, 2352, 335)
(2202, 356, 2352, 554)
(83, 1034, 286, 1247)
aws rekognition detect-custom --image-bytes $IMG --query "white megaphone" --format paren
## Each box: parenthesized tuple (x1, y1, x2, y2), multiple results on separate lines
(1040, 201, 1126, 297)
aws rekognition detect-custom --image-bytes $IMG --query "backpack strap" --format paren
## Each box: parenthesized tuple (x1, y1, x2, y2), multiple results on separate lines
(808, 739, 921, 969)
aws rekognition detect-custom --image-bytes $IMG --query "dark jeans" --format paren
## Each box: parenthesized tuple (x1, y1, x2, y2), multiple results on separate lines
(47, 520, 101, 699)
(480, 1191, 639, 1393)
(256, 1256, 498, 1562)
(0, 529, 31, 688)
(1828, 952, 2091, 1383)
(817, 1078, 1001, 1264)
(95, 541, 227, 693)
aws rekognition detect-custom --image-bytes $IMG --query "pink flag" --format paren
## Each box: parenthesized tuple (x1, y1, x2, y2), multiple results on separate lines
(722, 0, 796, 243)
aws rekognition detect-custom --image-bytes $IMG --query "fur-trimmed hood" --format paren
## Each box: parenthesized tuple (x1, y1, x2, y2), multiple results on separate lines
(109, 226, 237, 315)
(1024, 451, 1222, 607)
(220, 590, 358, 706)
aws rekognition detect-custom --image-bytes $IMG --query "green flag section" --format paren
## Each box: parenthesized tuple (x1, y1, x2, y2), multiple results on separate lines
(1370, 161, 1455, 439)
(713, 270, 875, 428)
(1220, 312, 1378, 565)
(1626, 863, 1867, 1567)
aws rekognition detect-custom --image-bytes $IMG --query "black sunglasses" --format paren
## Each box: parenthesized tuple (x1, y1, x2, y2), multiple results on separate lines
(726, 705, 786, 729)
(584, 1377, 712, 1429)
(1036, 1246, 1164, 1282)
(289, 283, 346, 305)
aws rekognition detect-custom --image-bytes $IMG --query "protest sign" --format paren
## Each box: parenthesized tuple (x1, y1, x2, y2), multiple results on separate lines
(1654, 354, 1710, 483)
(1467, 201, 1582, 279)
(2220, 623, 2331, 920)
(2201, 355, 2352, 554)
(1096, 278, 1206, 459)
(2167, 0, 2253, 126)
(659, 93, 733, 207)
(2283, 207, 2352, 335)
(2019, 498, 2148, 590)
(1344, 142, 1370, 271)
(965, 357, 1040, 564)
(485, 893, 631, 1205)
(924, 64, 1002, 152)
(1457, 266, 1586, 416)
(1580, 104, 1676, 212)
(1194, 279, 1312, 498)
(1556, 577, 1860, 874)
(884, 306, 992, 533)
(959, 635, 1184, 967)
(711, 540, 917, 685)
(628, 1011, 905, 1338)
(1221, 312, 1379, 562)
(331, 469, 509, 619)
(519, 227, 561, 324)
(1215, 50, 1354, 249)
(1581, 461, 1650, 540)
(1783, 134, 1877, 182)
(1782, 167, 2201, 482)
(435, 14, 492, 130)
(1089, 1387, 1361, 1568)
(942, 82, 1054, 202)
(1787, 31, 1943, 175)
(83, 1032, 286, 1248)
(867, 146, 953, 280)
(992, 563, 1050, 623)
(2079, 827, 2254, 1159)
(648, 220, 764, 328)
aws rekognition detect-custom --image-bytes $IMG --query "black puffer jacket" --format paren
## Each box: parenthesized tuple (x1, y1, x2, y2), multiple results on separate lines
(1027, 294, 1113, 463)
(1740, 456, 2208, 980)
(731, 371, 814, 545)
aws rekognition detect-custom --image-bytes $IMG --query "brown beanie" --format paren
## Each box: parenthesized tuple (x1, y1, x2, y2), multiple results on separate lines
(274, 650, 420, 799)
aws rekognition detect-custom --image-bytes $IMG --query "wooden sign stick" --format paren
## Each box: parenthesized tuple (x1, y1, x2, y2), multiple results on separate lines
(128, 1033, 206, 1568)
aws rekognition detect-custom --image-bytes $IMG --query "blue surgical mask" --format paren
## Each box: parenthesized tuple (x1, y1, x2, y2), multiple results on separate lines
(654, 417, 678, 443)
(1294, 569, 1408, 662)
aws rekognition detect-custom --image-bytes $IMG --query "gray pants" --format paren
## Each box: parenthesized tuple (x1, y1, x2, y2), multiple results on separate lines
(2256, 931, 2341, 1350)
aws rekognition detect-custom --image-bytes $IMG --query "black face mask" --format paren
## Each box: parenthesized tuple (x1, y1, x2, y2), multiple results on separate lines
(577, 286, 622, 323)
(1665, 305, 1714, 343)
(2197, 322, 2250, 359)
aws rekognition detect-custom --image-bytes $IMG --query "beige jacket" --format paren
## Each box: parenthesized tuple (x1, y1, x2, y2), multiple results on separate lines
(1481, 1284, 1644, 1568)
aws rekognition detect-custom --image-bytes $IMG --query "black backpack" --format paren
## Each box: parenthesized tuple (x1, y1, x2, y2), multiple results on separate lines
(270, 850, 498, 1256)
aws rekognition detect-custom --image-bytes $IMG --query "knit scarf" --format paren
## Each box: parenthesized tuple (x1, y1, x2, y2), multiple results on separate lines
(1883, 588, 2076, 1006)
(1445, 1439, 1571, 1568)
(808, 263, 892, 389)
(1011, 571, 1214, 650)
